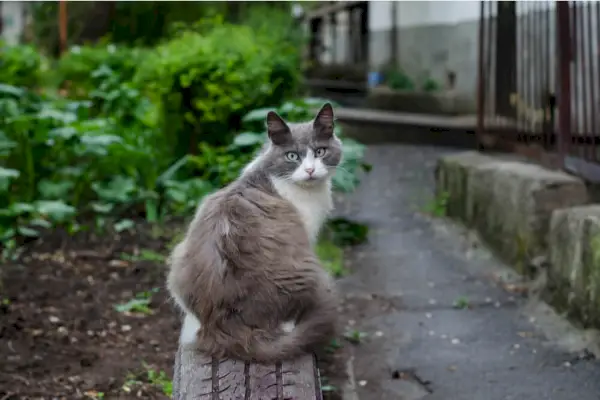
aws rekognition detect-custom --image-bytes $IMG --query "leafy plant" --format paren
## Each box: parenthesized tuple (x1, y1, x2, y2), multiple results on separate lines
(0, 41, 47, 87)
(122, 363, 172, 396)
(316, 239, 345, 277)
(422, 77, 442, 92)
(386, 68, 416, 91)
(56, 44, 149, 97)
(423, 191, 450, 217)
(114, 288, 159, 315)
(325, 218, 369, 246)
(135, 17, 302, 158)
(344, 329, 368, 344)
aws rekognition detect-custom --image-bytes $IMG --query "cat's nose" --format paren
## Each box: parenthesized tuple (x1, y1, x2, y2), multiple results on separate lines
(305, 167, 315, 175)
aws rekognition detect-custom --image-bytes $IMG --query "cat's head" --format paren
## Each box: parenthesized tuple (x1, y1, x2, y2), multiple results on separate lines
(259, 103, 342, 187)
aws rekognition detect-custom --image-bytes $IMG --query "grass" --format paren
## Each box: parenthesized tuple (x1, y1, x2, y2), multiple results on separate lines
(316, 239, 346, 277)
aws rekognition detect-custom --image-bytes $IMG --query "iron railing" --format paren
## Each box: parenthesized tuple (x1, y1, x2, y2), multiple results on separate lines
(477, 1, 600, 181)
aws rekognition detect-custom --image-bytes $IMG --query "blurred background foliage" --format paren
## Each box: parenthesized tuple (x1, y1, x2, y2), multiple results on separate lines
(0, 1, 369, 260)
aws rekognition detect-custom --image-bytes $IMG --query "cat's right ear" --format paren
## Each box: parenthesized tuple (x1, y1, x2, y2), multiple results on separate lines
(266, 111, 290, 145)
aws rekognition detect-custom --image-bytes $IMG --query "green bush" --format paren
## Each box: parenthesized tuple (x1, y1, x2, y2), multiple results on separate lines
(0, 14, 369, 259)
(0, 82, 173, 249)
(56, 43, 149, 97)
(0, 41, 47, 87)
(135, 18, 302, 159)
(386, 68, 416, 91)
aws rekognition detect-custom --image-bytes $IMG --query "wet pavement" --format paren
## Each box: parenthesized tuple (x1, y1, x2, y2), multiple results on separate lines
(334, 145, 600, 400)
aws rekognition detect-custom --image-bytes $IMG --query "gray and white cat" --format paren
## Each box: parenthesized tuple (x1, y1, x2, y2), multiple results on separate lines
(167, 103, 342, 363)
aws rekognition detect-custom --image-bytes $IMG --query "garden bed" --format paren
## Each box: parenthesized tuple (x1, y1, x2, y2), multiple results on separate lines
(1, 220, 182, 398)
(0, 218, 361, 399)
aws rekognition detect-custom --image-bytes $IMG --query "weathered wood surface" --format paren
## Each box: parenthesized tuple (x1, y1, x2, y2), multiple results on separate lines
(173, 343, 322, 400)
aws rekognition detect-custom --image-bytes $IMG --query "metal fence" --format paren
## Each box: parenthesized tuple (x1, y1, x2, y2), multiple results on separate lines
(477, 1, 600, 181)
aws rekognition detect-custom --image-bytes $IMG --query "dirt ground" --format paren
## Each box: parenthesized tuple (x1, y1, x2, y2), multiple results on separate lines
(0, 220, 350, 399)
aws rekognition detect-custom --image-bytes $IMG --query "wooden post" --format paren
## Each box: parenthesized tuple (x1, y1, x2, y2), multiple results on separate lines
(59, 0, 67, 54)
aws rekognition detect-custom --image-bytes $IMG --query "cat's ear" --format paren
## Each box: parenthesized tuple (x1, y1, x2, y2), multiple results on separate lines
(266, 111, 290, 145)
(313, 102, 335, 139)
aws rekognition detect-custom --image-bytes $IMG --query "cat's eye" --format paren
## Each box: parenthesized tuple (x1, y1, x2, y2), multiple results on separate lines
(285, 151, 300, 162)
(315, 147, 327, 157)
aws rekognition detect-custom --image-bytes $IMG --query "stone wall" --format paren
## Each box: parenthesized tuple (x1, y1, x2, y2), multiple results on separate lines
(435, 151, 600, 328)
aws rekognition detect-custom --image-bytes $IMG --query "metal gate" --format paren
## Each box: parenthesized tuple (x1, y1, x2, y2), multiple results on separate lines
(477, 1, 600, 181)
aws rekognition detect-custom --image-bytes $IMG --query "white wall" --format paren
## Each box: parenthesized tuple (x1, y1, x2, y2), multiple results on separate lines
(1, 1, 26, 45)
(369, 0, 481, 31)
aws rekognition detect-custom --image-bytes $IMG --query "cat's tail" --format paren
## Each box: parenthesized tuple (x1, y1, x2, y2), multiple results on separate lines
(246, 308, 338, 363)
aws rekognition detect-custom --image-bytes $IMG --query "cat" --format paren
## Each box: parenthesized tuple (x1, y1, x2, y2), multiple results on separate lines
(167, 103, 342, 363)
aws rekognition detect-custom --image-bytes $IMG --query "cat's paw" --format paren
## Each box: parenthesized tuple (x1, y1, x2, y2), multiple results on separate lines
(180, 313, 202, 345)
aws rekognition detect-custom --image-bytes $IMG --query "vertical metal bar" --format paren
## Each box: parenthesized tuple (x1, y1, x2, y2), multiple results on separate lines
(571, 2, 581, 156)
(390, 1, 398, 67)
(582, 1, 593, 160)
(330, 13, 337, 63)
(588, 1, 598, 160)
(486, 2, 493, 122)
(525, 1, 533, 135)
(518, 1, 526, 134)
(557, 1, 572, 161)
(544, 0, 552, 148)
(532, 1, 540, 138)
(360, 2, 369, 67)
(476, 0, 486, 148)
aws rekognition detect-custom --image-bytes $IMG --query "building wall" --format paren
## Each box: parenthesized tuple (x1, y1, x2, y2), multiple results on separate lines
(1, 1, 26, 45)
(314, 1, 599, 127)
(369, 1, 481, 97)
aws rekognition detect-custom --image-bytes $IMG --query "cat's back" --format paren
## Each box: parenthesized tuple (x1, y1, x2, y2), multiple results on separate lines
(185, 176, 312, 267)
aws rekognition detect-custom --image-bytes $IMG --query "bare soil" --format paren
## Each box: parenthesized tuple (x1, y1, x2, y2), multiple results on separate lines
(0, 221, 350, 399)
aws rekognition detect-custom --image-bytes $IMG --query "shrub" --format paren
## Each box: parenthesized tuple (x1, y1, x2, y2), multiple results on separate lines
(135, 18, 302, 159)
(56, 43, 149, 97)
(0, 41, 47, 87)
(0, 82, 173, 248)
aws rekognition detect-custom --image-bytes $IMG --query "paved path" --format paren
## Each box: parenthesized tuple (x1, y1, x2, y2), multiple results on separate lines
(334, 145, 600, 400)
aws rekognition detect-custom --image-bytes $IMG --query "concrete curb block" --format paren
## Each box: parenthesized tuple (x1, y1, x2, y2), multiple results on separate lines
(436, 151, 588, 268)
(548, 206, 600, 327)
(433, 151, 600, 328)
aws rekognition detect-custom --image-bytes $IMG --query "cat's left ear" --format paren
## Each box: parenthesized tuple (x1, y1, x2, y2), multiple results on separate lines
(266, 111, 291, 145)
(313, 102, 335, 139)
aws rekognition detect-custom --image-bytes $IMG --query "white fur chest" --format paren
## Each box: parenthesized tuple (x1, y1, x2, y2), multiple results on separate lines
(271, 178, 332, 244)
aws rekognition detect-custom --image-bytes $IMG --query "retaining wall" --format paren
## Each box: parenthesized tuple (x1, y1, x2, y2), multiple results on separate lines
(435, 151, 600, 328)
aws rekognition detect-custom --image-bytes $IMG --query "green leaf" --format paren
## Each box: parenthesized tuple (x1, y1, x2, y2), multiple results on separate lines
(37, 108, 78, 124)
(9, 202, 35, 215)
(0, 84, 24, 97)
(34, 200, 76, 222)
(114, 298, 151, 314)
(91, 202, 114, 214)
(242, 107, 271, 123)
(29, 218, 52, 228)
(114, 219, 135, 233)
(17, 226, 39, 237)
(92, 176, 137, 203)
(0, 167, 20, 180)
(232, 132, 264, 147)
(80, 134, 123, 147)
(48, 126, 78, 140)
(38, 180, 75, 199)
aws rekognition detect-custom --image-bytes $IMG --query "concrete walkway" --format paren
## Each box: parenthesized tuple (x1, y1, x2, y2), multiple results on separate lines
(334, 145, 600, 400)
